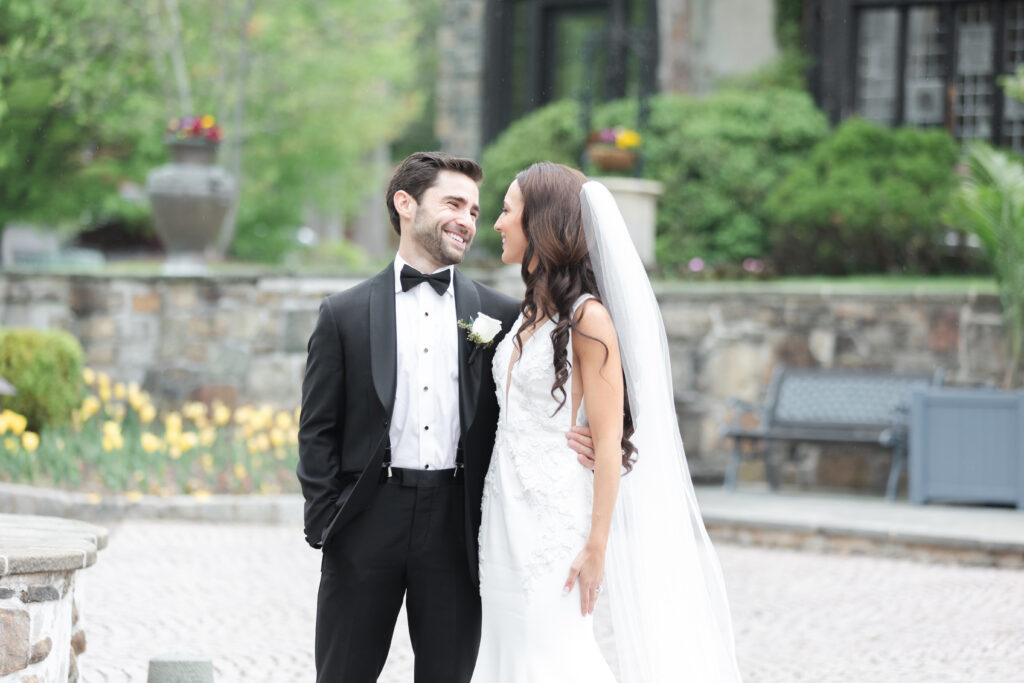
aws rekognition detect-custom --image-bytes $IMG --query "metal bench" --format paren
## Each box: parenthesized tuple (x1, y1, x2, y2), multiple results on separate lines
(720, 365, 944, 500)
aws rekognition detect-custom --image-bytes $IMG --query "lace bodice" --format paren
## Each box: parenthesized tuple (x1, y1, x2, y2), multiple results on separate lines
(482, 296, 594, 594)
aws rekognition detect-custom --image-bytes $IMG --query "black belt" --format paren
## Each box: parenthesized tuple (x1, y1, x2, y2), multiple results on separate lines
(382, 466, 463, 487)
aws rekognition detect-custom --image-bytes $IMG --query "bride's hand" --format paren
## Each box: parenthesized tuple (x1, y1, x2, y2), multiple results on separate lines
(563, 544, 605, 616)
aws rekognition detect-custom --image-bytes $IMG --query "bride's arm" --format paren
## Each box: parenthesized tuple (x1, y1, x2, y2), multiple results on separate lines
(563, 299, 623, 616)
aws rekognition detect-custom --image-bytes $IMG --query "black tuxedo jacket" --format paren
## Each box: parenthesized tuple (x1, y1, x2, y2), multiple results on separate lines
(297, 263, 520, 583)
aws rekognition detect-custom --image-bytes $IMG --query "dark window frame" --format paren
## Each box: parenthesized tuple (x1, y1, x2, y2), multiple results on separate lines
(807, 0, 1021, 147)
(482, 0, 655, 145)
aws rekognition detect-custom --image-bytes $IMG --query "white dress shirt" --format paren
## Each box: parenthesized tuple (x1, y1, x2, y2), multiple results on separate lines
(388, 255, 461, 470)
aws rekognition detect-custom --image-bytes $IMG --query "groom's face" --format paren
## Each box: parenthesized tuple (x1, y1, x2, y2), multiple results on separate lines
(407, 170, 480, 268)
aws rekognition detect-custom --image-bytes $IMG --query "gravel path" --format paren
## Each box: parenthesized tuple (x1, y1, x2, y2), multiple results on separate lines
(77, 521, 1024, 682)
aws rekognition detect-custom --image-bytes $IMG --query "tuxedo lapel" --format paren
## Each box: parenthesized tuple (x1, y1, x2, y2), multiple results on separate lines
(368, 264, 397, 417)
(454, 269, 482, 435)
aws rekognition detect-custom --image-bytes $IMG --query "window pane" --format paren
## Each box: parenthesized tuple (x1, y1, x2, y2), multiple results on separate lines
(954, 3, 994, 140)
(856, 9, 900, 124)
(1004, 2, 1024, 151)
(905, 7, 946, 126)
(550, 9, 608, 102)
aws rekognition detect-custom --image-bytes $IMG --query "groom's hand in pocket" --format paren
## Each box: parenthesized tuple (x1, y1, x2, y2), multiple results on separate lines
(566, 426, 596, 470)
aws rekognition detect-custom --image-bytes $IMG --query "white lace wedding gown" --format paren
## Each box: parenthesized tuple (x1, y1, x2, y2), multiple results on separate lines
(472, 296, 616, 683)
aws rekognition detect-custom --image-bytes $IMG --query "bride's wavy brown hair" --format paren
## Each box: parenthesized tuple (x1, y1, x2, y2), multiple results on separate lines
(513, 162, 636, 471)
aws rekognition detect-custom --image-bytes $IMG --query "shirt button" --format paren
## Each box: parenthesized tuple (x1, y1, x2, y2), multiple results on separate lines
(424, 312, 429, 317)
(424, 347, 428, 353)
(423, 386, 428, 391)
(424, 425, 430, 431)
(424, 464, 430, 469)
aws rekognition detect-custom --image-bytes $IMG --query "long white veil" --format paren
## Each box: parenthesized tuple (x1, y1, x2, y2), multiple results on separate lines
(581, 181, 742, 682)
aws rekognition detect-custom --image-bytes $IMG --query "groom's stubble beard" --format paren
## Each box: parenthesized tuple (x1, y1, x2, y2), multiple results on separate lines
(411, 210, 472, 267)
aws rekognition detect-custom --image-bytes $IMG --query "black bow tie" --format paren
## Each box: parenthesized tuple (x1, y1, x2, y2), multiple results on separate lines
(400, 264, 451, 295)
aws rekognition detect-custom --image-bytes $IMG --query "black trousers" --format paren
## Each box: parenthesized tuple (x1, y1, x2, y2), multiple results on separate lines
(315, 471, 481, 683)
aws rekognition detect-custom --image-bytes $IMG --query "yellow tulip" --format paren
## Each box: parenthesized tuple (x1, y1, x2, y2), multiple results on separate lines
(213, 402, 231, 426)
(124, 491, 143, 503)
(98, 385, 111, 403)
(141, 432, 162, 453)
(199, 426, 217, 447)
(201, 454, 214, 473)
(192, 490, 212, 501)
(165, 412, 183, 435)
(21, 432, 39, 452)
(274, 447, 287, 461)
(256, 433, 270, 452)
(139, 404, 156, 424)
(270, 428, 286, 448)
(287, 428, 299, 446)
(4, 437, 16, 451)
(234, 463, 247, 479)
(169, 446, 182, 460)
(103, 421, 121, 438)
(234, 406, 253, 425)
(97, 371, 110, 387)
(294, 405, 301, 425)
(114, 382, 126, 400)
(81, 397, 101, 421)
(201, 114, 215, 128)
(4, 411, 27, 436)
(83, 368, 96, 386)
(86, 492, 102, 504)
(275, 411, 292, 430)
(179, 431, 199, 452)
(0, 412, 7, 435)
(109, 403, 126, 422)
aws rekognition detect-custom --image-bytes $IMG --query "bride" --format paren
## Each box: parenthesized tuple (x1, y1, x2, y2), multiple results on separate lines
(472, 162, 741, 682)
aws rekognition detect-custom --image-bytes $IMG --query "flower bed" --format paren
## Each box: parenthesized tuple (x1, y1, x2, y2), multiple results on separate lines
(0, 368, 299, 498)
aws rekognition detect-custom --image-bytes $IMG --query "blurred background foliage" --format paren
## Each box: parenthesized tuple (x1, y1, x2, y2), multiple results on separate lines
(0, 0, 433, 262)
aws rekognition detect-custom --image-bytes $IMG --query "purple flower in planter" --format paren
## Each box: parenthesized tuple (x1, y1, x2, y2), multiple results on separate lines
(688, 257, 705, 272)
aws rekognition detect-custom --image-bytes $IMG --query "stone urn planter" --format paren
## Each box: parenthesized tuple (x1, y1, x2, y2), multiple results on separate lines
(591, 176, 663, 269)
(146, 139, 236, 274)
(909, 387, 1024, 508)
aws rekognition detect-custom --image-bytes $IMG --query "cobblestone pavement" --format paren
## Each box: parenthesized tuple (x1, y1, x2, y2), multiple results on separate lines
(78, 521, 1024, 682)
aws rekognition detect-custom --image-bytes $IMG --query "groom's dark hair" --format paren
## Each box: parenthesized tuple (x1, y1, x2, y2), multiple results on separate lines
(386, 151, 483, 235)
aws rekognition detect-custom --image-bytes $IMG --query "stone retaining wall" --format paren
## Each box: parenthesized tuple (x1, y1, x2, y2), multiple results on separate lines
(0, 272, 1013, 487)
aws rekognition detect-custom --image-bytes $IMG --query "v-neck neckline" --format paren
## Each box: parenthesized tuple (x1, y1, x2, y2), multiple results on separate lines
(503, 314, 551, 412)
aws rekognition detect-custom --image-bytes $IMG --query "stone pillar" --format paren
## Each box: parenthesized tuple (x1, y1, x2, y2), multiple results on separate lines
(0, 515, 108, 682)
(437, 0, 486, 159)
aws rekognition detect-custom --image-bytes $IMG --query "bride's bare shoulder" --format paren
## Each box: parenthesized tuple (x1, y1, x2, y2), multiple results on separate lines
(572, 299, 618, 351)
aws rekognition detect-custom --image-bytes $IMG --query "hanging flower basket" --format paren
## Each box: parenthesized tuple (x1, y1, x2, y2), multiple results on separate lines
(585, 127, 642, 173)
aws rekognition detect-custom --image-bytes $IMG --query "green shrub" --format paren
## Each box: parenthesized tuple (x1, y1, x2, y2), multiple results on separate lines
(0, 328, 84, 430)
(479, 90, 828, 269)
(763, 118, 959, 274)
(641, 89, 828, 269)
(477, 99, 585, 255)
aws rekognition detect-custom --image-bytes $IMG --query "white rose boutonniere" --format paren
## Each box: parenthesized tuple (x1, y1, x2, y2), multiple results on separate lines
(459, 313, 502, 347)
(459, 312, 503, 362)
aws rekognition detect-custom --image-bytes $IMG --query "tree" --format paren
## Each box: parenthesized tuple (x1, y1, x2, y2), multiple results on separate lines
(0, 0, 161, 230)
(132, 0, 423, 260)
(1, 1, 425, 261)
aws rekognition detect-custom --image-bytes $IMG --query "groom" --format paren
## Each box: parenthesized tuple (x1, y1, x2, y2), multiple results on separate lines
(298, 152, 593, 682)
